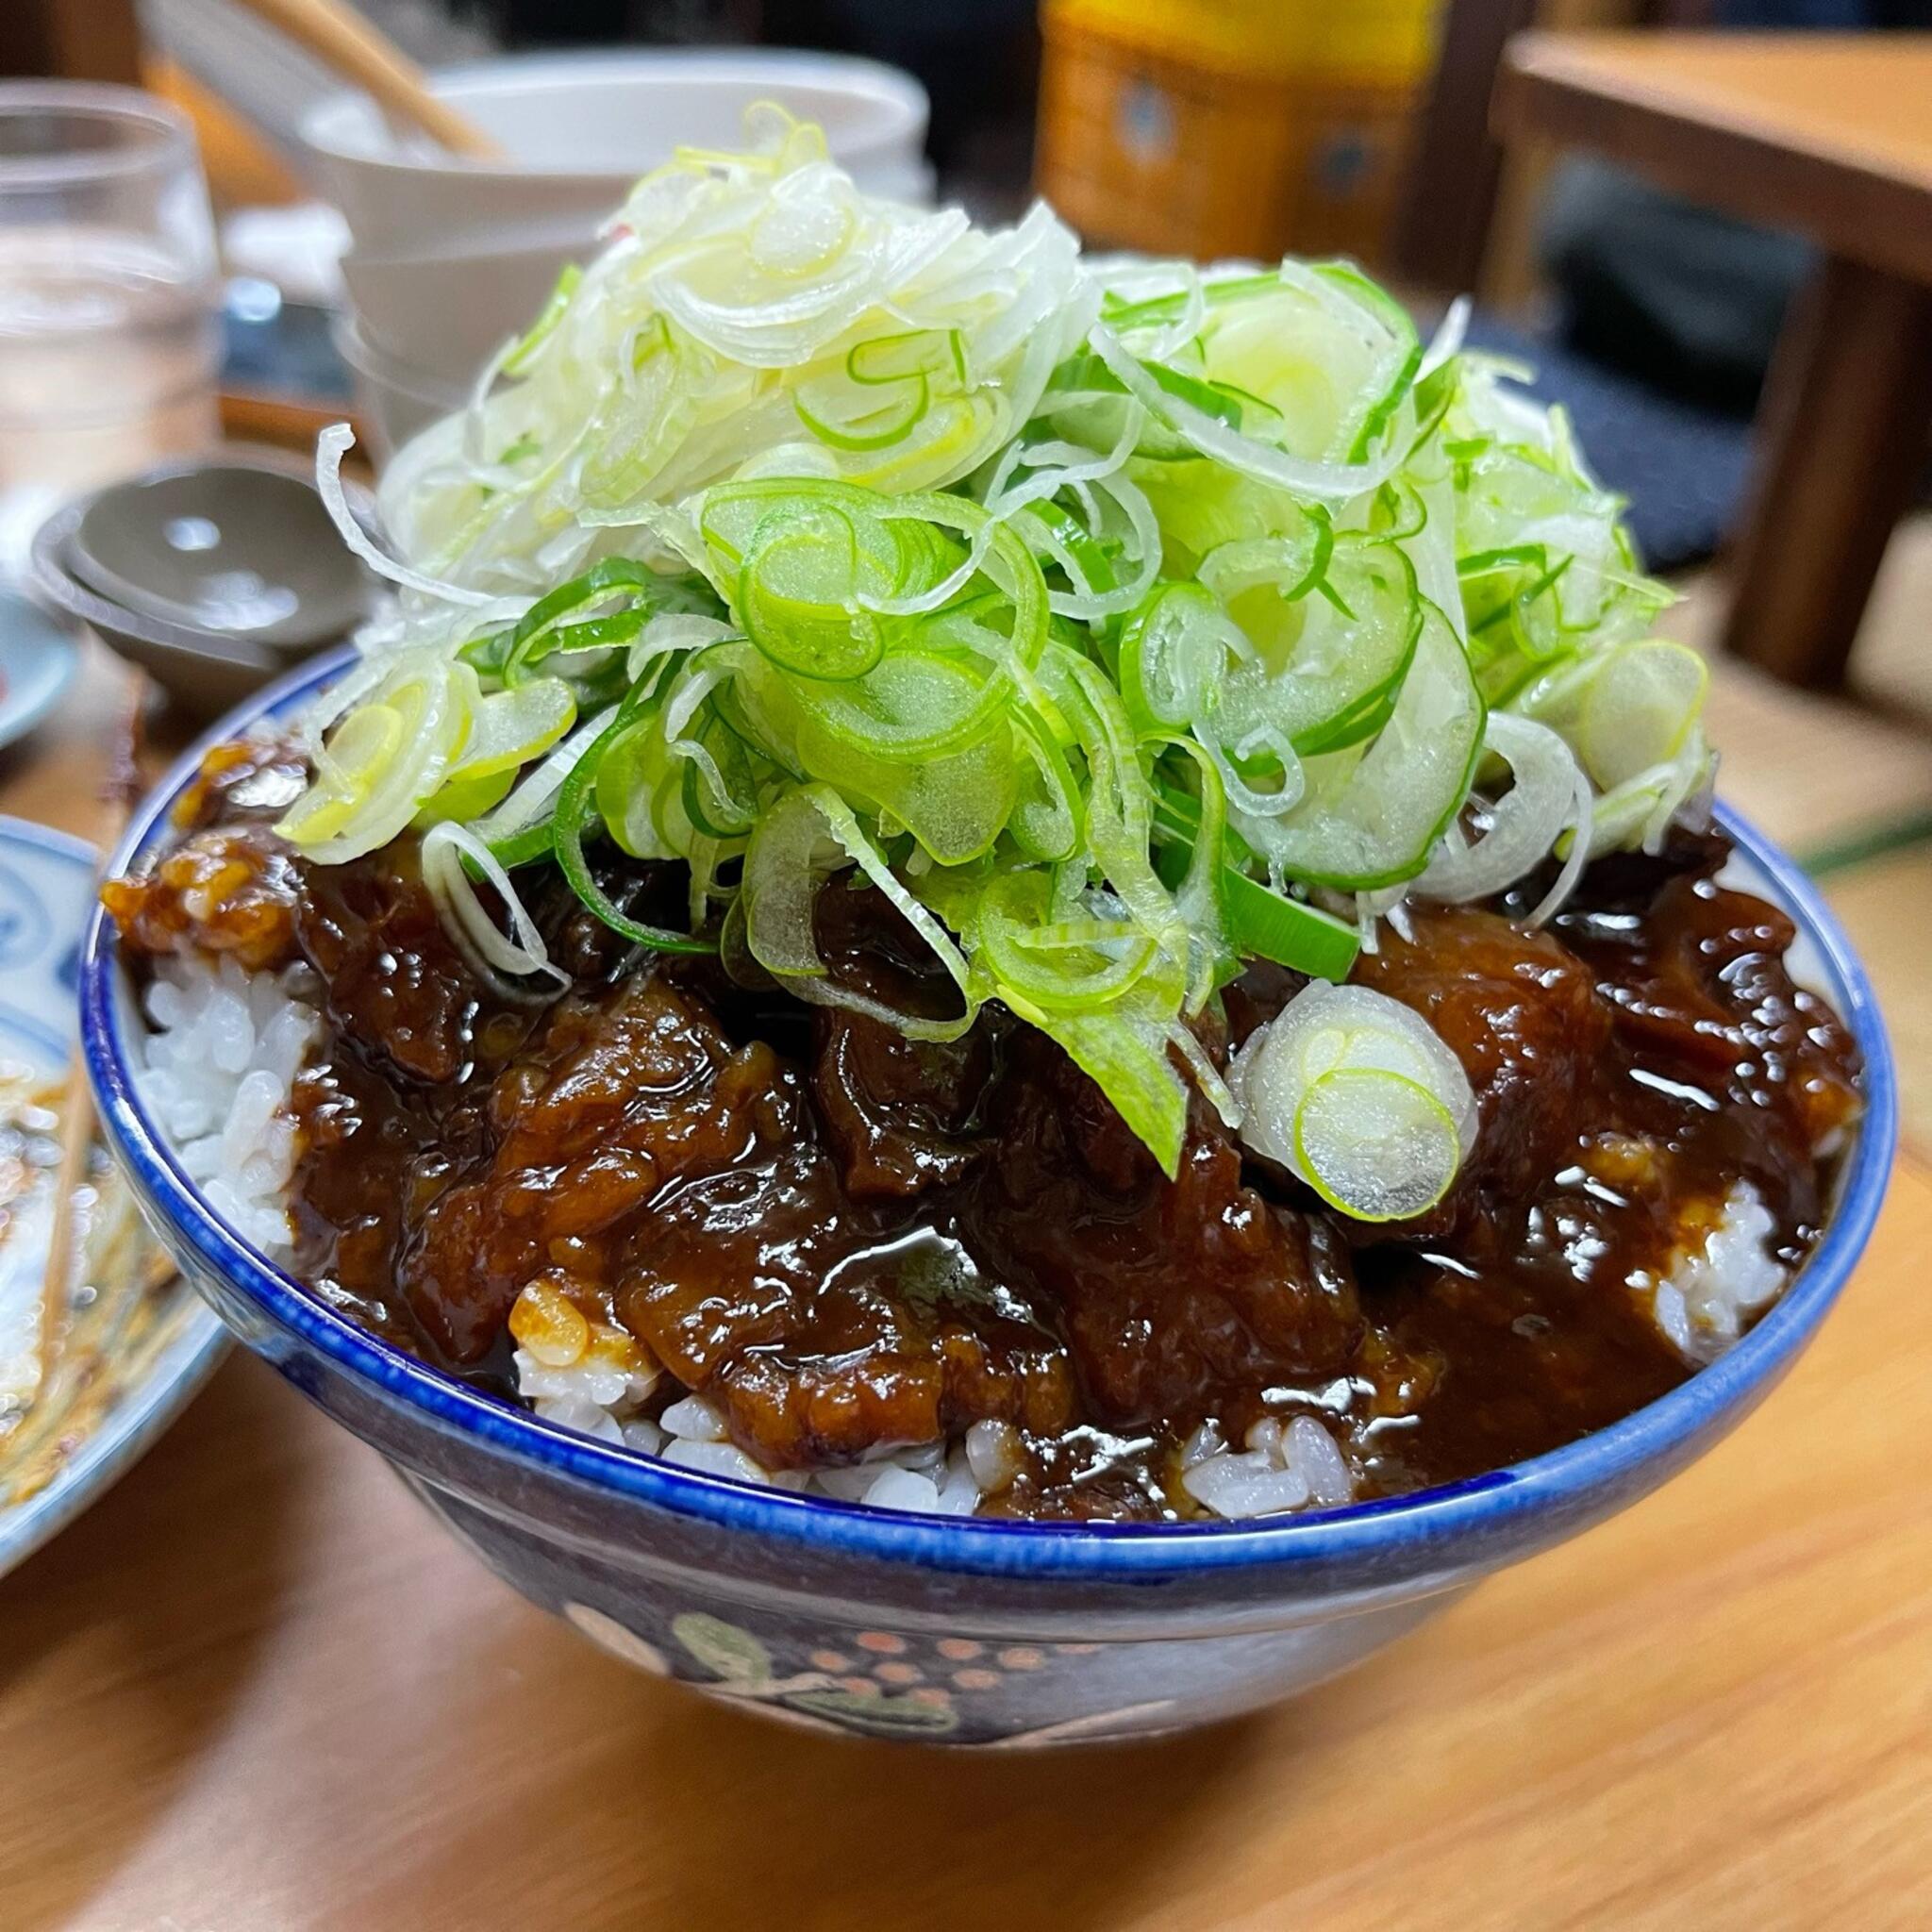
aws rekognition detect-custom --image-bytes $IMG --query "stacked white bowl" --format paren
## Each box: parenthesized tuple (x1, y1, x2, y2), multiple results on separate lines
(302, 49, 934, 460)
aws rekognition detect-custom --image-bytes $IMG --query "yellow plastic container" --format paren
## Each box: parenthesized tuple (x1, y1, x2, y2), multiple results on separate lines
(1044, 0, 1440, 87)
(1036, 0, 1442, 265)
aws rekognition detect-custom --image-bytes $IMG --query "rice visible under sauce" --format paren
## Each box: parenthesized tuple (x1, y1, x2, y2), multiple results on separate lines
(138, 957, 318, 1261)
(1642, 1181, 1789, 1366)
(1178, 1415, 1356, 1519)
(133, 958, 1791, 1520)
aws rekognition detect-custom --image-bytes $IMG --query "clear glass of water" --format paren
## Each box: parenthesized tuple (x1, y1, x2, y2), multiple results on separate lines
(0, 83, 223, 575)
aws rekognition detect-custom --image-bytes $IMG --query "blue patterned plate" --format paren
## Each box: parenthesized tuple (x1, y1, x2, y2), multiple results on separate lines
(0, 816, 225, 1579)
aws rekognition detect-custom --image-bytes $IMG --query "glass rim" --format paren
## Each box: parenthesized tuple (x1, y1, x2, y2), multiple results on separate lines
(0, 81, 197, 193)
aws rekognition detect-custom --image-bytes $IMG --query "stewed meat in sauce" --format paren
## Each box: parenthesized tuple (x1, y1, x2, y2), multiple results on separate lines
(107, 738, 1861, 1520)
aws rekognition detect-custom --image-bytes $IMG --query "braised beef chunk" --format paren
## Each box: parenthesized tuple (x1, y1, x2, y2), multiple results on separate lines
(102, 740, 315, 967)
(107, 747, 1861, 1519)
(171, 733, 309, 832)
(294, 841, 489, 1084)
(1355, 906, 1613, 1218)
(290, 1042, 482, 1360)
(622, 1141, 1076, 1468)
(100, 825, 302, 973)
(812, 1009, 1001, 1201)
(976, 1031, 1359, 1431)
(1557, 874, 1860, 1167)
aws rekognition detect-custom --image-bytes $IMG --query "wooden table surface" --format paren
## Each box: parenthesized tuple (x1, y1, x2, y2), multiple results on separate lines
(2, 649, 1928, 1930)
(1495, 32, 1932, 283)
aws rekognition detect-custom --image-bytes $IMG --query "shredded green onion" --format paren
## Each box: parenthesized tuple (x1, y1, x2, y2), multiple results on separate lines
(281, 109, 1705, 1202)
(551, 688, 717, 956)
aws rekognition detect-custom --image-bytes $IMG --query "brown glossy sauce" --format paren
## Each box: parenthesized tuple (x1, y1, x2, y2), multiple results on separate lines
(109, 744, 1861, 1519)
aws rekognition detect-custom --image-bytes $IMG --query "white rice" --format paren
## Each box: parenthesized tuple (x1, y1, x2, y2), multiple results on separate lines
(1642, 1181, 1789, 1366)
(517, 1354, 992, 1514)
(511, 1328, 1361, 1521)
(134, 957, 1797, 1521)
(137, 956, 320, 1260)
(1177, 1414, 1356, 1519)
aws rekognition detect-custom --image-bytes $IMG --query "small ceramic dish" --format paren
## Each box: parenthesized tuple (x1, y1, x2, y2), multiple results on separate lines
(29, 452, 375, 723)
(70, 458, 366, 649)
(79, 653, 1897, 1747)
(0, 816, 225, 1578)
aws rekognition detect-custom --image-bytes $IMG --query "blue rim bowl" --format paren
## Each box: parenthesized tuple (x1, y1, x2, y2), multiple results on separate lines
(77, 646, 1898, 1742)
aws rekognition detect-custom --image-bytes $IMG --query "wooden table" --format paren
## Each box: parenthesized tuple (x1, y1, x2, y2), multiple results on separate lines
(1494, 32, 1932, 691)
(3, 653, 1928, 1929)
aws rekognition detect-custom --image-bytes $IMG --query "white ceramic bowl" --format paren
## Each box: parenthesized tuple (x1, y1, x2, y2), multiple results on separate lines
(339, 233, 592, 379)
(330, 311, 468, 462)
(302, 49, 933, 257)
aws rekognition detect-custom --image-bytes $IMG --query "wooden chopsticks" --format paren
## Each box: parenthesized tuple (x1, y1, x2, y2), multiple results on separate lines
(221, 0, 504, 160)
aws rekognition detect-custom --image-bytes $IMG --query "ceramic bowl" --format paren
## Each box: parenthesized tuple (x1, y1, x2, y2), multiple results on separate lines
(301, 50, 933, 258)
(329, 313, 470, 464)
(29, 453, 375, 722)
(70, 459, 365, 649)
(338, 233, 596, 383)
(80, 651, 1896, 1747)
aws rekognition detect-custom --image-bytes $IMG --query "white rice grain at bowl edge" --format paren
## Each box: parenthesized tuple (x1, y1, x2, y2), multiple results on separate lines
(132, 953, 1801, 1521)
(138, 955, 319, 1261)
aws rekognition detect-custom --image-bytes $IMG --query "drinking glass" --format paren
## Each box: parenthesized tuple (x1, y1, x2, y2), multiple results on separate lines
(0, 83, 223, 575)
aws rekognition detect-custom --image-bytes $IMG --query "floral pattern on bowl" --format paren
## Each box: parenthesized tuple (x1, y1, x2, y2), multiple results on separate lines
(560, 1601, 1171, 1744)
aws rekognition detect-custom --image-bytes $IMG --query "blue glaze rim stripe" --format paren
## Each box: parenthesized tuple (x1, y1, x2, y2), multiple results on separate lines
(79, 647, 1898, 1580)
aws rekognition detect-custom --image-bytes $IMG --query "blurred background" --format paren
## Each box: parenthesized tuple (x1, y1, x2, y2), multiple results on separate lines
(3, 0, 1929, 1139)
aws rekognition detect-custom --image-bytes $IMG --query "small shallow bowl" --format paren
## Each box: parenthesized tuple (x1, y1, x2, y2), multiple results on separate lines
(71, 458, 366, 650)
(30, 454, 376, 723)
(80, 650, 1897, 1746)
(0, 589, 80, 755)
